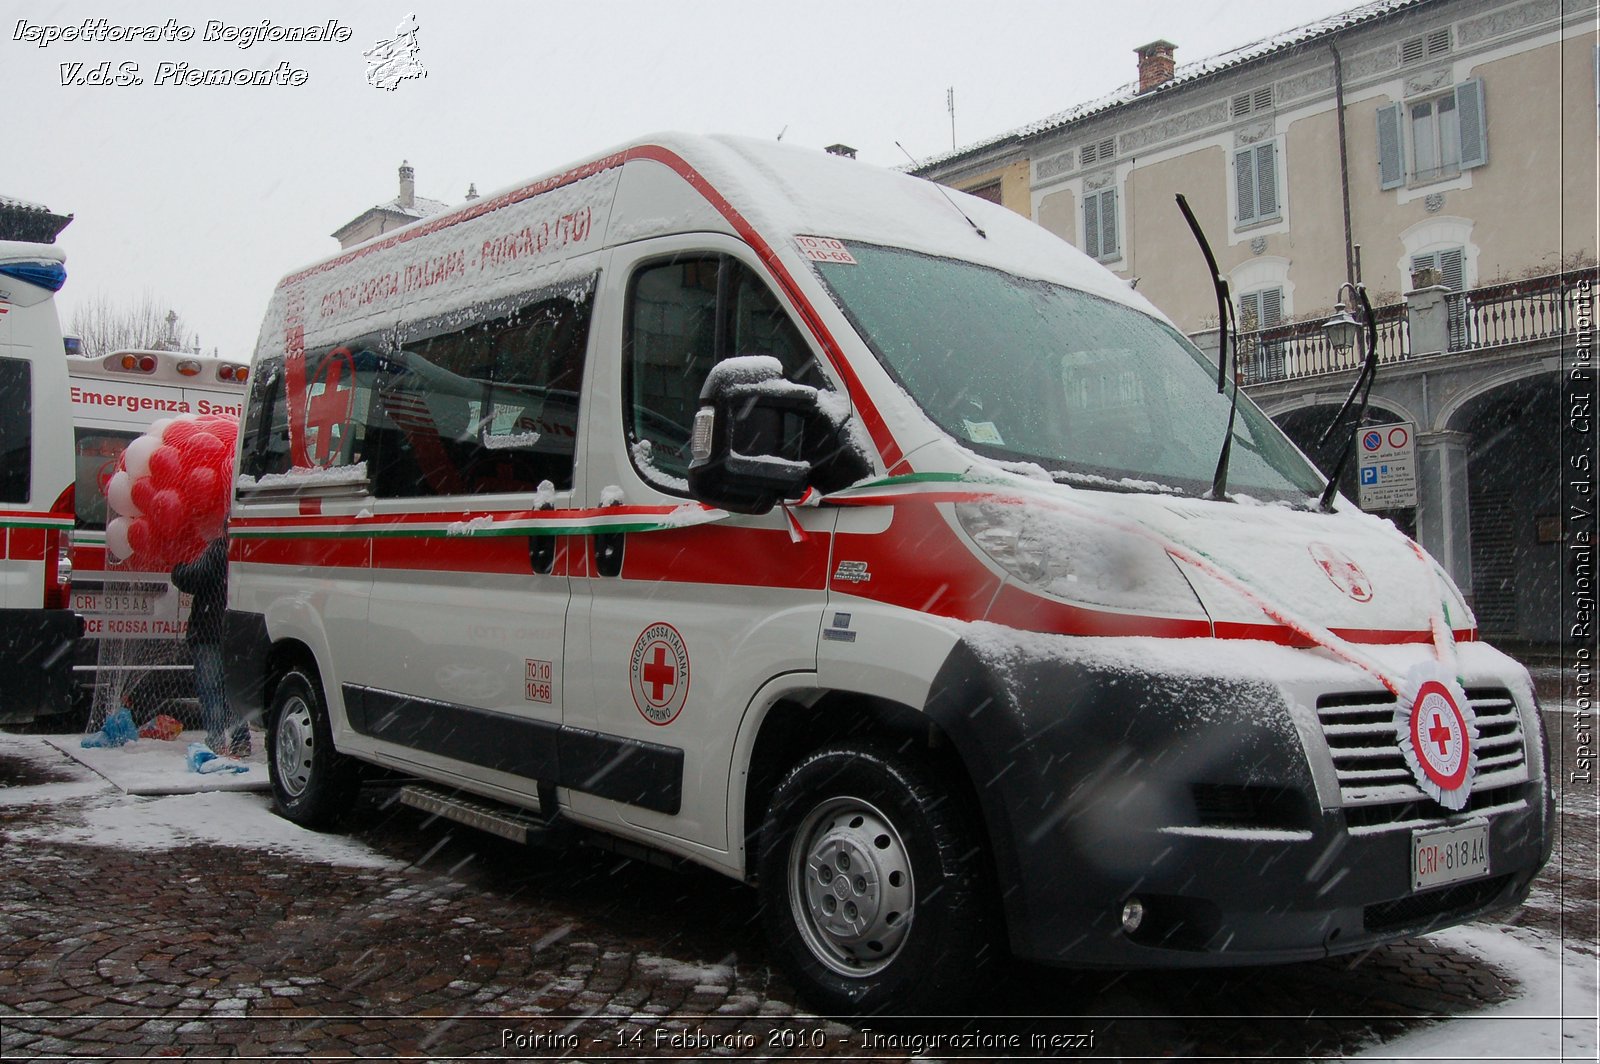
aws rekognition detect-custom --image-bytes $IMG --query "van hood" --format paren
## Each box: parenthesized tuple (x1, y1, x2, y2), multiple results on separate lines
(927, 467, 1473, 644)
(1131, 494, 1474, 642)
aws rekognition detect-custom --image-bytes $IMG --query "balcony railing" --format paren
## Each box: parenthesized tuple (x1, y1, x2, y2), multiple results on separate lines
(1234, 302, 1408, 385)
(1222, 268, 1593, 387)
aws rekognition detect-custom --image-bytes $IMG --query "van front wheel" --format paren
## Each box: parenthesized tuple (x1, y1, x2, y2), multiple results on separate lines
(757, 741, 997, 1015)
(266, 668, 356, 829)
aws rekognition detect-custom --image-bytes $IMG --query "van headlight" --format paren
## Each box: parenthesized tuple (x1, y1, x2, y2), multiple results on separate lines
(953, 499, 1197, 612)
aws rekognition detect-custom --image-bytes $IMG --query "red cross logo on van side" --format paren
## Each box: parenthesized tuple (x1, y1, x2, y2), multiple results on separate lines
(1308, 542, 1373, 602)
(630, 622, 690, 726)
(303, 349, 356, 467)
(643, 645, 677, 703)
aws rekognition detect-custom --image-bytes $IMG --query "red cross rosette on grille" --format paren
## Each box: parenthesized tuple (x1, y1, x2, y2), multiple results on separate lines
(1393, 664, 1478, 811)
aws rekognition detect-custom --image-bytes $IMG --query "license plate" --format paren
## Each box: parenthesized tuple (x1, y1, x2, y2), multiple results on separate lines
(1412, 822, 1490, 891)
(73, 591, 156, 615)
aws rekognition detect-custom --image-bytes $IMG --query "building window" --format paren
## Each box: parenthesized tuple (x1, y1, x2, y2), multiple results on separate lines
(1080, 138, 1115, 167)
(1377, 79, 1487, 189)
(1083, 186, 1119, 261)
(1234, 142, 1280, 226)
(1237, 286, 1283, 331)
(1400, 28, 1451, 65)
(966, 181, 1002, 205)
(1410, 246, 1468, 349)
(1231, 87, 1274, 117)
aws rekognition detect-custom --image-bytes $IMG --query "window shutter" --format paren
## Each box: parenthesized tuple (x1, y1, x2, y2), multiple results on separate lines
(1083, 191, 1101, 258)
(1235, 148, 1256, 222)
(1260, 286, 1283, 327)
(1238, 290, 1262, 330)
(1100, 187, 1118, 257)
(1455, 78, 1487, 169)
(1377, 103, 1405, 189)
(1438, 247, 1465, 291)
(1255, 143, 1278, 218)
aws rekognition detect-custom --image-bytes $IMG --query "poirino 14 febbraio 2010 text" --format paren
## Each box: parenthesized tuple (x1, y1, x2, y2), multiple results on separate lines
(13, 18, 352, 88)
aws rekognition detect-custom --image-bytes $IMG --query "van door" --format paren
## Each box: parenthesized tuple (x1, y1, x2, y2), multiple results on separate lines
(564, 239, 838, 851)
(349, 285, 593, 800)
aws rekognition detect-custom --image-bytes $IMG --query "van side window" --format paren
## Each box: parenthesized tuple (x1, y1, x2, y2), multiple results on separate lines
(0, 358, 32, 504)
(372, 295, 591, 498)
(624, 255, 820, 489)
(238, 342, 381, 482)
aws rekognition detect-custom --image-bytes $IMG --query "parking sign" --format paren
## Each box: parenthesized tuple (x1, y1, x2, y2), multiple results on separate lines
(1356, 421, 1417, 509)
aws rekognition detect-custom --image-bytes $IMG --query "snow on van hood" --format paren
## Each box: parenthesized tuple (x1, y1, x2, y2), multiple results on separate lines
(1128, 493, 1472, 640)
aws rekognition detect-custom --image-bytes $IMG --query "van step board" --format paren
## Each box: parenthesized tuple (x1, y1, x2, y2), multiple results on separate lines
(398, 785, 545, 844)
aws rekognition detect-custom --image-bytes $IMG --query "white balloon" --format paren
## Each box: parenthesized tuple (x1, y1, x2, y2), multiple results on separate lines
(151, 417, 175, 440)
(106, 469, 140, 518)
(105, 516, 132, 561)
(123, 434, 159, 478)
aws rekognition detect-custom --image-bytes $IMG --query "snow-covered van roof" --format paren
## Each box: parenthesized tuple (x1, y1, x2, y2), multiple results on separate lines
(261, 132, 1162, 359)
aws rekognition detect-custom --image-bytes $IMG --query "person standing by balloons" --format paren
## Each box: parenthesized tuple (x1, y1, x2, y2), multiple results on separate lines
(171, 535, 247, 756)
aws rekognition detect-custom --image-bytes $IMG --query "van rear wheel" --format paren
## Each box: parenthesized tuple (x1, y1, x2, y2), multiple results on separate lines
(757, 740, 997, 1015)
(266, 668, 356, 829)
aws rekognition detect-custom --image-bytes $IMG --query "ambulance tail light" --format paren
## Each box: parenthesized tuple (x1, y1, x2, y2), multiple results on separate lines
(115, 352, 158, 373)
(953, 499, 1200, 613)
(177, 360, 202, 377)
(218, 363, 249, 383)
(44, 487, 72, 610)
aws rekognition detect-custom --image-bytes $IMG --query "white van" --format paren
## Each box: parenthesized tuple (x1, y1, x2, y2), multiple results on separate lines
(0, 240, 78, 724)
(228, 134, 1551, 1013)
(66, 349, 248, 708)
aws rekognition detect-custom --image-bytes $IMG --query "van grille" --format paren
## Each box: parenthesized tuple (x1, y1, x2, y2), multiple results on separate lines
(1315, 687, 1529, 826)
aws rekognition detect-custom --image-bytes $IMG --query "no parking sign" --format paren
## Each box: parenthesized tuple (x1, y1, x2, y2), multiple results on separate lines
(1357, 421, 1417, 509)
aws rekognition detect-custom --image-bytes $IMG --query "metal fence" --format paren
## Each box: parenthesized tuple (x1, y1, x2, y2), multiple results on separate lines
(1228, 268, 1592, 387)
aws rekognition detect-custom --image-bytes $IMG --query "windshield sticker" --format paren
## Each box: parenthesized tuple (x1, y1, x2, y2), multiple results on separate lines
(963, 420, 1005, 445)
(796, 236, 857, 265)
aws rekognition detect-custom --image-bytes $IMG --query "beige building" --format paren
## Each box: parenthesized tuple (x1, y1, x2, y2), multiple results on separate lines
(916, 0, 1597, 651)
(917, 0, 1595, 332)
(332, 161, 462, 251)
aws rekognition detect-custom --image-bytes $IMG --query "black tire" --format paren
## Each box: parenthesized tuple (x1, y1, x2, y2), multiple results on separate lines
(757, 740, 999, 1015)
(265, 668, 357, 829)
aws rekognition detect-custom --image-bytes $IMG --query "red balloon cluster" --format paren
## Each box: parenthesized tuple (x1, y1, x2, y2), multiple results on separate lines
(104, 413, 239, 570)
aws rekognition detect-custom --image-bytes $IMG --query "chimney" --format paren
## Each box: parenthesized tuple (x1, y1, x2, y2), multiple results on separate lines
(824, 143, 857, 159)
(1135, 40, 1177, 93)
(398, 160, 415, 208)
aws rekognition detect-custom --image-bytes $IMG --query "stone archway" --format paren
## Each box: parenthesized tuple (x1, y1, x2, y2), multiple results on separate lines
(1445, 371, 1562, 646)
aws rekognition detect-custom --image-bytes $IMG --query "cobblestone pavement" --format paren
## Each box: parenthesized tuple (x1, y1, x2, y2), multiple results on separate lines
(0, 695, 1591, 1060)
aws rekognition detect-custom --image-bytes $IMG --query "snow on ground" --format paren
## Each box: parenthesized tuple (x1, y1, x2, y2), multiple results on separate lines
(0, 731, 400, 870)
(1352, 924, 1598, 1063)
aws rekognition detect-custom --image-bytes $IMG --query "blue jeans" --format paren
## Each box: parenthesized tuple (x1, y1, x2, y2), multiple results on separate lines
(192, 642, 247, 752)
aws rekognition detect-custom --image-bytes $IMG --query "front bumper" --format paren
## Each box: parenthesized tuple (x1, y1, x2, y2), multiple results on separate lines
(923, 633, 1552, 968)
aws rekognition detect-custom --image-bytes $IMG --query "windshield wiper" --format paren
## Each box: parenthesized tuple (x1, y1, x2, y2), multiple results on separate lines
(1315, 285, 1380, 512)
(1175, 194, 1241, 501)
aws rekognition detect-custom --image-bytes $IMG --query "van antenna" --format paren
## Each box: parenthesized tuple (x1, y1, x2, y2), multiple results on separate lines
(776, 125, 787, 142)
(1176, 193, 1240, 501)
(894, 140, 986, 239)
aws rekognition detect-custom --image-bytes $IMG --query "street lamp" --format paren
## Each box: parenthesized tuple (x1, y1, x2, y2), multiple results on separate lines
(1322, 282, 1366, 355)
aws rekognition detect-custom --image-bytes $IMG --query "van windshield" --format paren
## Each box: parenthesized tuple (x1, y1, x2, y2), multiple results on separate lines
(811, 242, 1323, 500)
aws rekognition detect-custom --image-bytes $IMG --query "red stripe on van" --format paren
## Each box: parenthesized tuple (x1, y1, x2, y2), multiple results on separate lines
(617, 524, 830, 590)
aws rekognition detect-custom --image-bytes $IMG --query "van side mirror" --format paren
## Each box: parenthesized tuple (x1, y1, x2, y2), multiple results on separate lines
(686, 356, 818, 515)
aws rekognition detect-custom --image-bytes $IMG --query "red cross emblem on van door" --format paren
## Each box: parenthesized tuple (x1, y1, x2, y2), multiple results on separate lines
(1308, 542, 1373, 602)
(302, 348, 356, 467)
(630, 622, 690, 726)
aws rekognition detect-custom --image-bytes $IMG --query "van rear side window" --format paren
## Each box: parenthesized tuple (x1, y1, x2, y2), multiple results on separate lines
(241, 289, 593, 497)
(73, 429, 137, 529)
(0, 357, 32, 504)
